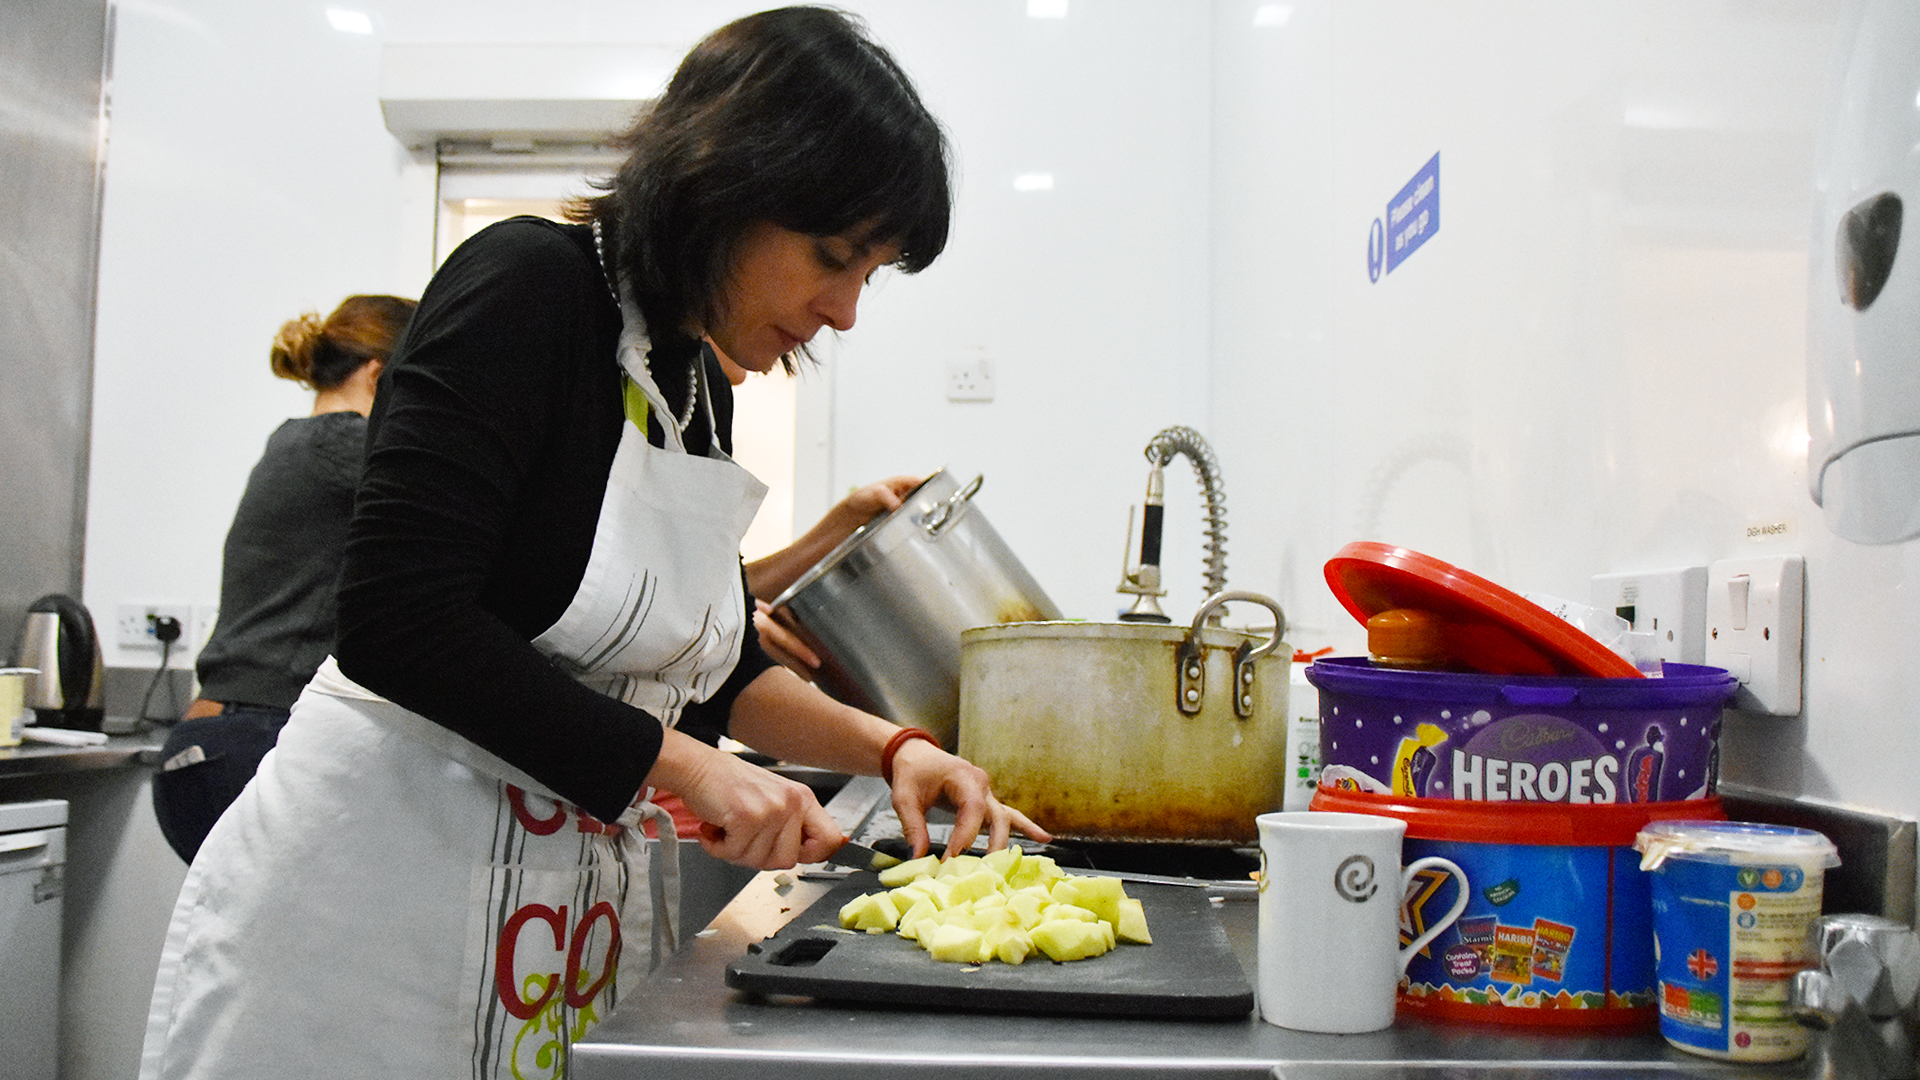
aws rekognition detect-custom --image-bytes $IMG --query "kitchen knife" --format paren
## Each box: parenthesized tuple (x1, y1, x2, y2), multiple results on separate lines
(823, 836, 903, 873)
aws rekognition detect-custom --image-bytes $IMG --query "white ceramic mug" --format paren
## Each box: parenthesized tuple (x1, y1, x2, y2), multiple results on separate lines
(1255, 810, 1468, 1033)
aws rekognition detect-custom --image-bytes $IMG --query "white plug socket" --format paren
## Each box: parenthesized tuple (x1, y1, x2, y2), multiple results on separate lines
(945, 355, 994, 402)
(1590, 566, 1708, 665)
(116, 603, 192, 651)
(1703, 555, 1804, 715)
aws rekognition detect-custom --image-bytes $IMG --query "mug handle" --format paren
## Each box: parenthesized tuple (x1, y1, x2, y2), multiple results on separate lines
(1396, 855, 1469, 972)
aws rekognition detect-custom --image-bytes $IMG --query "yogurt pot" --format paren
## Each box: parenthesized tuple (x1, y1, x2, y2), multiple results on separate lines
(1633, 820, 1841, 1063)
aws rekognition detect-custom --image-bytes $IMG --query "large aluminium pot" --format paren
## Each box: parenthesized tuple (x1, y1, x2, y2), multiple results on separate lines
(958, 591, 1290, 845)
(770, 469, 1060, 748)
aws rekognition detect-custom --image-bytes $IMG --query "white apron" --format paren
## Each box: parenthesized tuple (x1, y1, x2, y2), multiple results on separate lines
(140, 298, 767, 1080)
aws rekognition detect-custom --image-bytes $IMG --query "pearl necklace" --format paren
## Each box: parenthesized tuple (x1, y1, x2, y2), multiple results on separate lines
(594, 219, 699, 432)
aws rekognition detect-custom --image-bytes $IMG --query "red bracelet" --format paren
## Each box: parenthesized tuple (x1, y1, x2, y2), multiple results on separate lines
(880, 726, 938, 785)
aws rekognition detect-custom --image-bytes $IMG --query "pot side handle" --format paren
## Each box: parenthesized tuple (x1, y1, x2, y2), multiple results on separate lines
(1176, 591, 1288, 717)
(918, 474, 984, 537)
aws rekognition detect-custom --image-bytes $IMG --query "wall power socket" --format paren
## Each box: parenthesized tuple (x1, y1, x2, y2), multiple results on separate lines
(1590, 566, 1708, 665)
(116, 603, 191, 651)
(945, 356, 994, 402)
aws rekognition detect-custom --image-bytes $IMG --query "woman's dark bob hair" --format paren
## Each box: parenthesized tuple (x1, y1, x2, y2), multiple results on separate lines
(575, 6, 952, 362)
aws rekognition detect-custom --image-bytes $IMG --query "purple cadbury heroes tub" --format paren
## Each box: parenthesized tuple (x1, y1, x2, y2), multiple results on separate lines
(1306, 657, 1738, 804)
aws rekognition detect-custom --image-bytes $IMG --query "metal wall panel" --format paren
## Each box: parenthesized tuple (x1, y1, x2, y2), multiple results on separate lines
(0, 0, 111, 637)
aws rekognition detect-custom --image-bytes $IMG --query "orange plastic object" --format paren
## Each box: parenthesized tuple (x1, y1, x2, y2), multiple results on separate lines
(1366, 608, 1447, 669)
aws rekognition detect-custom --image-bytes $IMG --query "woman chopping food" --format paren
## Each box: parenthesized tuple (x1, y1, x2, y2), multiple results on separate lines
(139, 8, 1048, 1078)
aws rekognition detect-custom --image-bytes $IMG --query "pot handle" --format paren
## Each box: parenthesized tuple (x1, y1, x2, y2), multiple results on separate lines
(1176, 591, 1288, 717)
(1186, 590, 1287, 657)
(919, 473, 984, 537)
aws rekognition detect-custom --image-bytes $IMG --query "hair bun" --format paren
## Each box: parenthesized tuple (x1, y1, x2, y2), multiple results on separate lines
(269, 311, 327, 386)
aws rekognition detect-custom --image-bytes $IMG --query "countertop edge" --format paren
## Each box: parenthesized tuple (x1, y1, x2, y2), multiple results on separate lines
(0, 727, 162, 780)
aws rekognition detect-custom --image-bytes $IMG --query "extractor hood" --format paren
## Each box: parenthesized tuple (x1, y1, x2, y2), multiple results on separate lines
(378, 43, 676, 149)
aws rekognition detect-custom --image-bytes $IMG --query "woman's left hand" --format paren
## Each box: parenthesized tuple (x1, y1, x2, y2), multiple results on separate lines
(753, 600, 821, 676)
(885, 737, 1051, 859)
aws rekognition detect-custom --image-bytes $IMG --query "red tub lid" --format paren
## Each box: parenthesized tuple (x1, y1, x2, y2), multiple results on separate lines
(1323, 542, 1642, 678)
(1310, 786, 1724, 847)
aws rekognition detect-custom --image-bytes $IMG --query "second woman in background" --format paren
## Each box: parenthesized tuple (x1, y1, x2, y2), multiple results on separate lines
(149, 294, 415, 863)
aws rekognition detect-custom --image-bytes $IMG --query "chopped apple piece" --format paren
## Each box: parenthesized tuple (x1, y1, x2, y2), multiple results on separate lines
(1031, 918, 1111, 962)
(1116, 897, 1152, 944)
(931, 901, 976, 926)
(923, 923, 986, 963)
(837, 891, 900, 933)
(1006, 854, 1064, 891)
(878, 854, 942, 888)
(947, 869, 1003, 906)
(971, 892, 1008, 911)
(1044, 902, 1099, 924)
(1007, 890, 1047, 929)
(981, 846, 1023, 877)
(982, 923, 1032, 965)
(911, 876, 955, 908)
(935, 853, 986, 879)
(1070, 876, 1125, 929)
(895, 897, 938, 940)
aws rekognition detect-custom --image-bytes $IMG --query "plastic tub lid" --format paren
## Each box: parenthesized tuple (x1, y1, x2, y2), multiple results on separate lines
(1323, 542, 1642, 678)
(1633, 819, 1841, 872)
(1312, 786, 1722, 847)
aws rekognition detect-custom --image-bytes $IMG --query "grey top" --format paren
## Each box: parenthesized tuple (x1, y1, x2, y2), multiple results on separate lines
(195, 412, 365, 709)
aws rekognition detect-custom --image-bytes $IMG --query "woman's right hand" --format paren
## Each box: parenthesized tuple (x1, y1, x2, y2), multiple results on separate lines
(657, 732, 843, 869)
(830, 475, 922, 527)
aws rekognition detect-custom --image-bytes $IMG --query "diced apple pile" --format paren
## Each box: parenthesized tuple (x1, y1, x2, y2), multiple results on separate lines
(835, 846, 1151, 965)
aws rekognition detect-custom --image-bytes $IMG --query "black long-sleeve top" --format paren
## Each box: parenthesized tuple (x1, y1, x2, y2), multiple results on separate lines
(334, 217, 774, 824)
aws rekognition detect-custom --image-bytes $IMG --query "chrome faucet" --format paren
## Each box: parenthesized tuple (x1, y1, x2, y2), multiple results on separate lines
(1792, 913, 1920, 1079)
(1116, 426, 1229, 624)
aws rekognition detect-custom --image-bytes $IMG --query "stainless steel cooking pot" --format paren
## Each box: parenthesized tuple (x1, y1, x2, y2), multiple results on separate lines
(958, 591, 1289, 845)
(770, 469, 1061, 748)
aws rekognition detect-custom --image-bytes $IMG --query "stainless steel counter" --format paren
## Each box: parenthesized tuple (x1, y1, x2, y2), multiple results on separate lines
(0, 729, 159, 780)
(571, 779, 1804, 1080)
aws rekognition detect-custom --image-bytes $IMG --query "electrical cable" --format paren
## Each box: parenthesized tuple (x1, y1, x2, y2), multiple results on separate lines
(138, 615, 184, 725)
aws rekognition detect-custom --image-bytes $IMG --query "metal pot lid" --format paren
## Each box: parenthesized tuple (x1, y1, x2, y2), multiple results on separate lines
(1323, 541, 1642, 679)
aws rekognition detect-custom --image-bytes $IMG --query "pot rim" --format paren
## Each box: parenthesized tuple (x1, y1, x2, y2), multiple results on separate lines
(962, 619, 1283, 649)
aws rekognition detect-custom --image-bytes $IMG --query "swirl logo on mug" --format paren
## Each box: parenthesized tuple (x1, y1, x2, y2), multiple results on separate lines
(1335, 855, 1377, 902)
(1255, 811, 1468, 1033)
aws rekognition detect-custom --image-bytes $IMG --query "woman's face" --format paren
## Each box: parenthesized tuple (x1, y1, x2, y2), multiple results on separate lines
(707, 222, 900, 374)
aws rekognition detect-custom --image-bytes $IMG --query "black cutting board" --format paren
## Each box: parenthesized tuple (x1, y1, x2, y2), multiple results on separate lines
(724, 876, 1254, 1019)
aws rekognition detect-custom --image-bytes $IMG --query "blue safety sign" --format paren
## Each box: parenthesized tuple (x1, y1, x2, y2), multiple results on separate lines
(1370, 152, 1440, 281)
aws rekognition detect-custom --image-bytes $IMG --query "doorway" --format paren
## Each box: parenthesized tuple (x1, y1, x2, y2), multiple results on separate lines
(433, 145, 805, 562)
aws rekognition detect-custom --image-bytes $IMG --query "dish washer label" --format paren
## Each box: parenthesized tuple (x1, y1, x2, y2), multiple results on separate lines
(1371, 152, 1441, 280)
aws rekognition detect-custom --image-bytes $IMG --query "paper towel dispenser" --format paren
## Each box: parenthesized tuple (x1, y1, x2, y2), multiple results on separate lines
(1808, 0, 1920, 544)
(378, 43, 674, 149)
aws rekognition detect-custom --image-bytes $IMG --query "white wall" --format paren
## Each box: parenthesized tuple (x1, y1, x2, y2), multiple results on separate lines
(87, 1, 1914, 824)
(85, 0, 1216, 658)
(1208, 0, 1920, 833)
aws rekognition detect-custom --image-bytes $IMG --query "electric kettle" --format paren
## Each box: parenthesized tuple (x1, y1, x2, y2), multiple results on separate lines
(16, 594, 105, 730)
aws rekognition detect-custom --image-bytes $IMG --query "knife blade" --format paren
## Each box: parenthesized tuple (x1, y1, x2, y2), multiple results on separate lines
(822, 836, 903, 873)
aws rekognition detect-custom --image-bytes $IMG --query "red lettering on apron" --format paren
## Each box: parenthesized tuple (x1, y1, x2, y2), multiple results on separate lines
(496, 904, 567, 1020)
(565, 901, 622, 1007)
(506, 786, 569, 836)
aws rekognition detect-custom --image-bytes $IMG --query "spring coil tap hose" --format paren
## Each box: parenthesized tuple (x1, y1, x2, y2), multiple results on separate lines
(1117, 426, 1229, 624)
